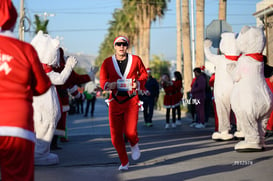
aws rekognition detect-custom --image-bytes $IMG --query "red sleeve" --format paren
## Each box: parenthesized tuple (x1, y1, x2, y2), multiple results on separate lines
(99, 57, 111, 90)
(65, 71, 91, 87)
(135, 55, 148, 90)
(209, 74, 215, 87)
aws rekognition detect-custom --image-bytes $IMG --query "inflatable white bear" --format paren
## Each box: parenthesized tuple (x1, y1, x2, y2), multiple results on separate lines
(204, 32, 241, 141)
(228, 26, 273, 151)
(31, 31, 77, 165)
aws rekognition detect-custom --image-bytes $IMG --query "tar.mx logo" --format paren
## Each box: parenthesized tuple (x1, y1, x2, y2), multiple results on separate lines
(182, 98, 201, 105)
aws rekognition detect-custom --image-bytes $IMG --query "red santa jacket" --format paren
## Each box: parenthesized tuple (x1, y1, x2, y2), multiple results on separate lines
(100, 54, 147, 101)
(0, 34, 51, 142)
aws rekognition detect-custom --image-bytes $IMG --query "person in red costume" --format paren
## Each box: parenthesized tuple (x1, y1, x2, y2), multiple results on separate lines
(100, 36, 148, 170)
(161, 73, 177, 129)
(209, 73, 219, 131)
(173, 71, 183, 126)
(0, 1, 51, 180)
(51, 47, 96, 148)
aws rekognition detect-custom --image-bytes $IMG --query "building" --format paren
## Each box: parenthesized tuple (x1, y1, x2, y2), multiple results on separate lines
(253, 0, 273, 66)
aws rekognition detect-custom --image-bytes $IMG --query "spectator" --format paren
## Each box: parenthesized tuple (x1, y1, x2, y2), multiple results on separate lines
(84, 81, 97, 117)
(140, 68, 159, 127)
(0, 1, 51, 180)
(161, 73, 177, 129)
(190, 67, 207, 128)
(173, 71, 183, 126)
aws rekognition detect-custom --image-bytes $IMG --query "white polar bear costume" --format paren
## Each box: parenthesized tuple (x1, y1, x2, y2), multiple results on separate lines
(204, 32, 241, 141)
(228, 26, 273, 151)
(31, 31, 77, 165)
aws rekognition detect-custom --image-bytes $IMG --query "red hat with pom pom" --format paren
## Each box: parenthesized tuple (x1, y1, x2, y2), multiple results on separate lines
(0, 0, 18, 31)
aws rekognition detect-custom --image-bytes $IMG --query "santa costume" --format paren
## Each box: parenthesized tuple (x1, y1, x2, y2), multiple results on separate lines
(52, 47, 93, 147)
(161, 73, 178, 128)
(100, 36, 147, 170)
(0, 1, 51, 180)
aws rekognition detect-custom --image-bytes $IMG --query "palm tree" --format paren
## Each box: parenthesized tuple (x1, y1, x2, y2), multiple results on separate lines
(182, 0, 193, 97)
(95, 0, 169, 69)
(176, 0, 182, 72)
(195, 0, 205, 67)
(135, 0, 169, 67)
(34, 14, 49, 34)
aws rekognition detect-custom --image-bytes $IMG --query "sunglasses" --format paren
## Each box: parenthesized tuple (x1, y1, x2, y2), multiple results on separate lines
(115, 42, 128, 47)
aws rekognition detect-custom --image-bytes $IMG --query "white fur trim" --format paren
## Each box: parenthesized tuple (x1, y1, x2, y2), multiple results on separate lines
(0, 31, 16, 38)
(104, 82, 109, 90)
(68, 85, 78, 94)
(54, 129, 65, 136)
(113, 36, 128, 45)
(0, 126, 36, 143)
(111, 54, 132, 79)
(62, 105, 70, 112)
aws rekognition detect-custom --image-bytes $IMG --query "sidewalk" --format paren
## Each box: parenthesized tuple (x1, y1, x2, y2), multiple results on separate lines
(34, 98, 273, 181)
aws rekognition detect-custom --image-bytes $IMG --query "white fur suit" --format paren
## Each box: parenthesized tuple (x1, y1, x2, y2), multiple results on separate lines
(204, 32, 241, 140)
(228, 26, 273, 151)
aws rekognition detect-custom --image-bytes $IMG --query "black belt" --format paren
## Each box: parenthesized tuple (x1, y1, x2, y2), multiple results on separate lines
(112, 92, 136, 104)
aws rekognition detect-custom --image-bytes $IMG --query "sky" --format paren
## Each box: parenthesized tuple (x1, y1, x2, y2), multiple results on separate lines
(12, 0, 261, 60)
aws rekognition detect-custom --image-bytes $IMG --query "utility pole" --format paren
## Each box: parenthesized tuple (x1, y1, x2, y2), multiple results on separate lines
(19, 0, 24, 41)
(219, 0, 227, 21)
(176, 0, 182, 72)
(190, 0, 195, 68)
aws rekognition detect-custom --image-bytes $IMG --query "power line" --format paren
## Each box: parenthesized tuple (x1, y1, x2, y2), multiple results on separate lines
(17, 22, 254, 33)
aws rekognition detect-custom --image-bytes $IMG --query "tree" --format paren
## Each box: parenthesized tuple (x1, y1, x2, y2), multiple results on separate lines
(176, 0, 182, 73)
(135, 0, 169, 67)
(195, 0, 205, 67)
(34, 14, 49, 34)
(149, 54, 170, 80)
(95, 0, 169, 69)
(182, 0, 193, 97)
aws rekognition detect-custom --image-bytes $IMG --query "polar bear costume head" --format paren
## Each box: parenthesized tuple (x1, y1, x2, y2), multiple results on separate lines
(31, 30, 60, 66)
(236, 26, 265, 54)
(220, 32, 241, 56)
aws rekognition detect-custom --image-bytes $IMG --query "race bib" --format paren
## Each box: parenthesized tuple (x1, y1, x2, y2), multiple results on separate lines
(117, 79, 132, 91)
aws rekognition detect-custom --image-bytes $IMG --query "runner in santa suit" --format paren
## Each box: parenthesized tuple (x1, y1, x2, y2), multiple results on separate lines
(0, 1, 51, 180)
(100, 36, 147, 170)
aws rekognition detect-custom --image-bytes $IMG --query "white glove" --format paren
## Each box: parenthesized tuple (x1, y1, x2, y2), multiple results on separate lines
(204, 39, 212, 48)
(65, 56, 78, 69)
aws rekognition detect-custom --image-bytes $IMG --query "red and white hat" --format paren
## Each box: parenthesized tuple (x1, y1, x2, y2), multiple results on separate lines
(147, 68, 151, 73)
(113, 36, 129, 46)
(0, 0, 18, 31)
